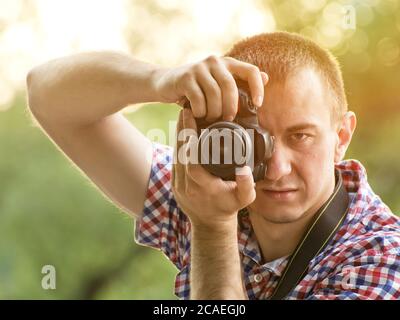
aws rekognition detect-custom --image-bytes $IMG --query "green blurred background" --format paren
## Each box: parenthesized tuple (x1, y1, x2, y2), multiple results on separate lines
(0, 0, 399, 299)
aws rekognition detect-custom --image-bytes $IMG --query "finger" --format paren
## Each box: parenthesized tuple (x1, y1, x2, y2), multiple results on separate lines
(225, 58, 265, 107)
(182, 131, 219, 187)
(183, 80, 207, 118)
(235, 166, 256, 207)
(261, 71, 269, 86)
(179, 108, 200, 193)
(174, 110, 187, 191)
(181, 110, 199, 187)
(210, 65, 239, 121)
(186, 158, 220, 187)
(182, 108, 198, 169)
(182, 108, 198, 132)
(196, 69, 223, 122)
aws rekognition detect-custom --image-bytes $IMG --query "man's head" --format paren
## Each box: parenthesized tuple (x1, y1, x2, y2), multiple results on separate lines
(225, 31, 356, 224)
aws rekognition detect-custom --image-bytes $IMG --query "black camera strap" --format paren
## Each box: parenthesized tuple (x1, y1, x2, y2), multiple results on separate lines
(268, 170, 349, 300)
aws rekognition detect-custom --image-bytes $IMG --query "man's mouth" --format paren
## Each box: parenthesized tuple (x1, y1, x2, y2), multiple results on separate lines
(260, 188, 298, 200)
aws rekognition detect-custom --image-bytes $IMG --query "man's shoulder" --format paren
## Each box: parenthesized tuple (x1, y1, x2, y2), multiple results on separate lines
(326, 195, 400, 266)
(311, 209, 400, 286)
(335, 158, 399, 236)
(317, 159, 400, 267)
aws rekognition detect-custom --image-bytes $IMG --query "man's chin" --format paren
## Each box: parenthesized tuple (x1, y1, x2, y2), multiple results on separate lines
(259, 211, 305, 224)
(248, 203, 306, 225)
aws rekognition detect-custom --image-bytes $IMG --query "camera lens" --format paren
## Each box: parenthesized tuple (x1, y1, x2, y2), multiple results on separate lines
(198, 121, 253, 180)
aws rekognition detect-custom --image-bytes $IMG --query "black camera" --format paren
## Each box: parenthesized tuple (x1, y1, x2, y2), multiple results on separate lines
(181, 85, 274, 182)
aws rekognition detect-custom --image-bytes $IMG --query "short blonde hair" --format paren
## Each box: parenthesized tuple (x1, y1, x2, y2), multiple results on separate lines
(225, 31, 347, 124)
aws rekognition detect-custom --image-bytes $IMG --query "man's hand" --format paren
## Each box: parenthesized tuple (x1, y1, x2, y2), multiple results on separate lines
(154, 55, 268, 121)
(167, 55, 268, 226)
(172, 108, 256, 227)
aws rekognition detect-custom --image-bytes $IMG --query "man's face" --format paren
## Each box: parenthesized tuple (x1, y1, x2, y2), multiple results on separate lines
(248, 68, 338, 224)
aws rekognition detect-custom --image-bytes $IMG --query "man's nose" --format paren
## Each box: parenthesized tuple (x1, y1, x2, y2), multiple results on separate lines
(264, 142, 292, 181)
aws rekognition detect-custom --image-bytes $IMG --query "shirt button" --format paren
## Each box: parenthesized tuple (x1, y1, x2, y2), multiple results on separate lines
(254, 274, 263, 283)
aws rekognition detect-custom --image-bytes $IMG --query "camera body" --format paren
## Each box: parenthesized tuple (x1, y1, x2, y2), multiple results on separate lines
(181, 86, 274, 182)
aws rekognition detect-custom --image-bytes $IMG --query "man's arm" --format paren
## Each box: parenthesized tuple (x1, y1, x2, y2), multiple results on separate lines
(191, 221, 247, 299)
(26, 52, 168, 217)
(26, 52, 267, 220)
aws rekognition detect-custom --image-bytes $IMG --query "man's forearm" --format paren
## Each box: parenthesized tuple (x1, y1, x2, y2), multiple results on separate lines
(190, 219, 247, 300)
(27, 51, 164, 126)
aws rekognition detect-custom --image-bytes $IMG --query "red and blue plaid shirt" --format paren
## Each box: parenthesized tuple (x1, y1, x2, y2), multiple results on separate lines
(134, 142, 400, 300)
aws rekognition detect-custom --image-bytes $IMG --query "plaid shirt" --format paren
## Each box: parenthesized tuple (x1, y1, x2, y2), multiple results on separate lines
(134, 142, 400, 300)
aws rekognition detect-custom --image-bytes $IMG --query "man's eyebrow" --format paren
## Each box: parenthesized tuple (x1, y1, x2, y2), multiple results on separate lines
(285, 123, 319, 132)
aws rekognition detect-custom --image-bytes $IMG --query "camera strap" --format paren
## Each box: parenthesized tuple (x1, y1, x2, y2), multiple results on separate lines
(268, 170, 349, 300)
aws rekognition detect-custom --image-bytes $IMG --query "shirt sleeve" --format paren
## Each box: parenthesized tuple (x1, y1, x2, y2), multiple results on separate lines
(134, 142, 191, 271)
(306, 252, 400, 300)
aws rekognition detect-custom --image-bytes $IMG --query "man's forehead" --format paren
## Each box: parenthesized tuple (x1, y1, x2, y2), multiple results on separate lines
(258, 111, 323, 133)
(267, 68, 326, 99)
(258, 68, 331, 131)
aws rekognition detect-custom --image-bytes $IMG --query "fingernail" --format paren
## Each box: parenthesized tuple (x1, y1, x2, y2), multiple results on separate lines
(235, 166, 251, 177)
(262, 72, 269, 84)
(254, 95, 263, 107)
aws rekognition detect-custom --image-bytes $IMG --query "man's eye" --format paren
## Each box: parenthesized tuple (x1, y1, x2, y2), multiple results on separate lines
(291, 133, 309, 141)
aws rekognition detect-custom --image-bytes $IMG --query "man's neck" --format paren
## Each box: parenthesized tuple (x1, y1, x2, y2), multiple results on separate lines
(249, 210, 316, 263)
(249, 178, 336, 264)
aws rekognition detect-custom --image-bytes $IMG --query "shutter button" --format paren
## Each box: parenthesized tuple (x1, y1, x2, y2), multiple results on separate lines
(254, 274, 263, 283)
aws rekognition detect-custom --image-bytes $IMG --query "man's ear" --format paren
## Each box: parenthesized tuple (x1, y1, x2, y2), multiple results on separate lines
(334, 111, 357, 163)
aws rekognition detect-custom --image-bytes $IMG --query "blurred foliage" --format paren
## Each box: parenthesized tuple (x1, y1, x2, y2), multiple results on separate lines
(0, 0, 399, 299)
(0, 97, 179, 299)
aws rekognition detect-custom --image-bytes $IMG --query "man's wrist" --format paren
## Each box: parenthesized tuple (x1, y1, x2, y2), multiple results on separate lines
(149, 66, 172, 103)
(190, 215, 238, 239)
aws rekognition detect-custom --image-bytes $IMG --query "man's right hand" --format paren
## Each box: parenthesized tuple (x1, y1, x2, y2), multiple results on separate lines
(154, 55, 268, 121)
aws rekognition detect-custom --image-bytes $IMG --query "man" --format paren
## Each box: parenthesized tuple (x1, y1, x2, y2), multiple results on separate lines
(27, 32, 400, 300)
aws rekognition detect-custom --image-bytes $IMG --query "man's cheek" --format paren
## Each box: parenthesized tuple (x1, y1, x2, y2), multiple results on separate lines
(296, 149, 326, 187)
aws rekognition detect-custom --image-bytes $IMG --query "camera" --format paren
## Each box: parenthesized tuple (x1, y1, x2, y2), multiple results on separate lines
(180, 83, 274, 182)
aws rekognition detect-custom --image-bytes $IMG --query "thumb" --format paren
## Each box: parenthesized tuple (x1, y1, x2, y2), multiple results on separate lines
(261, 71, 269, 85)
(235, 166, 256, 208)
